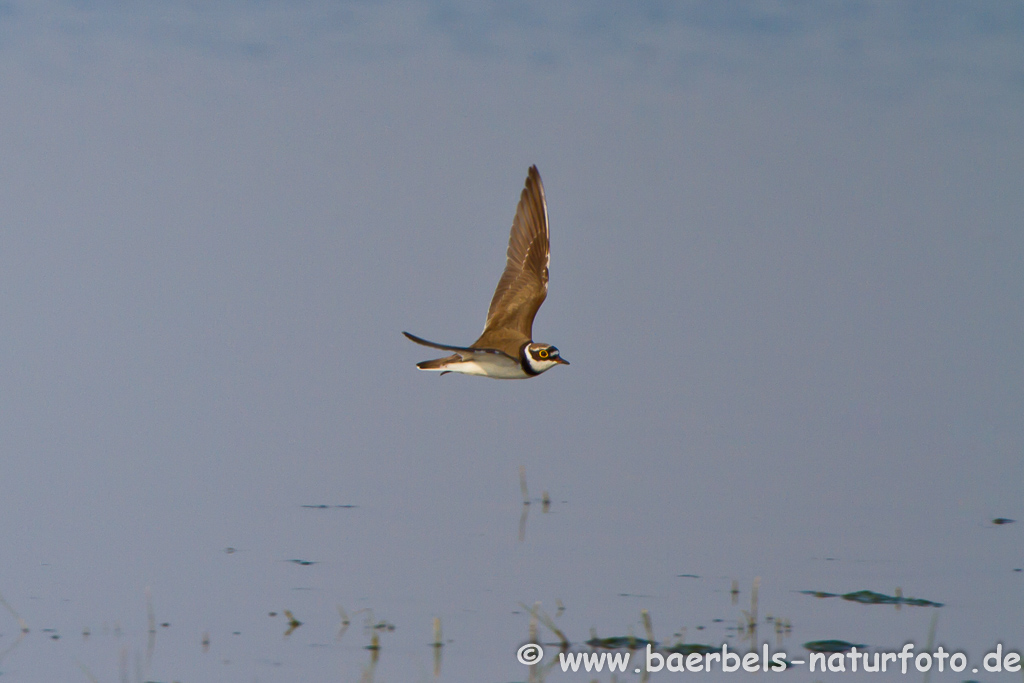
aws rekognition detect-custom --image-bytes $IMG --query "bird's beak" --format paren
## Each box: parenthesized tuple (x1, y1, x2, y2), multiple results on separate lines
(555, 357, 569, 365)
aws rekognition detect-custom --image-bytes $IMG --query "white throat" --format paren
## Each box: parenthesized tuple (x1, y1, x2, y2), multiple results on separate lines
(522, 344, 559, 375)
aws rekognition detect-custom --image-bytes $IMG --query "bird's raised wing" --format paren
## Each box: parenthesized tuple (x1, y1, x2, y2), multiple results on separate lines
(473, 166, 549, 349)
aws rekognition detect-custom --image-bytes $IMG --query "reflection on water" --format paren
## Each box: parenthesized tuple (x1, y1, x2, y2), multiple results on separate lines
(0, 592, 29, 674)
(0, 7, 1020, 681)
(800, 588, 944, 607)
(804, 639, 866, 653)
(336, 605, 350, 640)
(301, 504, 359, 509)
(518, 465, 555, 543)
(0, 471, 1011, 683)
(286, 558, 318, 566)
(282, 610, 302, 636)
(431, 616, 444, 677)
(0, 545, 1009, 681)
(0, 476, 1009, 683)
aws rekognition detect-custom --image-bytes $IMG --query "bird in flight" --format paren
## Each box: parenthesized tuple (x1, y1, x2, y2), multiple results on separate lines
(404, 166, 568, 379)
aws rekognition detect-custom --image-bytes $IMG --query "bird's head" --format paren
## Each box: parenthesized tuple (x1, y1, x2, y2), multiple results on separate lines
(523, 343, 569, 374)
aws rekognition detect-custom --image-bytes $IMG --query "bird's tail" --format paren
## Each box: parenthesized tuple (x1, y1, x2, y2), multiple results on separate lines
(415, 355, 459, 372)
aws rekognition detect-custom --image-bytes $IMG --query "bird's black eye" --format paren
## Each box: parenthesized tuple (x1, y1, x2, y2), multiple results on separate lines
(538, 349, 549, 359)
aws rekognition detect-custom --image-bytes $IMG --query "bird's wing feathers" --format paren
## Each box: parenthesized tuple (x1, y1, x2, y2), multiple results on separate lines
(474, 166, 549, 351)
(404, 331, 518, 373)
(403, 331, 476, 352)
(404, 330, 517, 361)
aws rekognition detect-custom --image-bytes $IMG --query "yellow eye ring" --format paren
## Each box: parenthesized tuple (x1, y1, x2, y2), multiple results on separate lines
(538, 349, 549, 358)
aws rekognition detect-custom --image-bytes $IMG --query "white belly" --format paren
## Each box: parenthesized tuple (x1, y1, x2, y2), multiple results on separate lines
(451, 359, 531, 379)
(421, 351, 531, 379)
